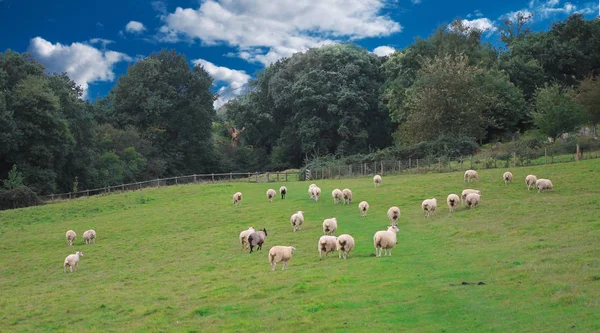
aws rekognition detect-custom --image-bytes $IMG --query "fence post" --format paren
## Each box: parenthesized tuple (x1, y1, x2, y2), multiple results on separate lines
(212, 173, 215, 182)
(460, 156, 463, 170)
(51, 194, 54, 202)
(398, 160, 401, 172)
(122, 184, 125, 192)
(409, 158, 411, 169)
(255, 172, 259, 182)
(438, 158, 441, 172)
(513, 152, 516, 168)
(266, 172, 270, 182)
(193, 174, 197, 182)
(373, 161, 376, 175)
(277, 172, 280, 181)
(380, 161, 383, 175)
(417, 159, 419, 172)
(230, 172, 233, 181)
(285, 171, 288, 182)
(69, 192, 72, 201)
(248, 172, 251, 182)
(545, 148, 547, 164)
(349, 165, 352, 176)
(470, 155, 473, 169)
(86, 190, 89, 197)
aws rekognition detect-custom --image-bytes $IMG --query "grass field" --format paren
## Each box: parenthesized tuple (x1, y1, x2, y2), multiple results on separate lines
(1, 160, 599, 332)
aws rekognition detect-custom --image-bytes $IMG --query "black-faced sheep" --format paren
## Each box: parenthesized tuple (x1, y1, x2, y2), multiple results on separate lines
(248, 228, 268, 253)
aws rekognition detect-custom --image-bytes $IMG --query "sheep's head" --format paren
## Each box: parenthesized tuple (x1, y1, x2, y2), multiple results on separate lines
(387, 225, 400, 233)
(290, 246, 296, 254)
(262, 228, 268, 236)
(76, 251, 84, 257)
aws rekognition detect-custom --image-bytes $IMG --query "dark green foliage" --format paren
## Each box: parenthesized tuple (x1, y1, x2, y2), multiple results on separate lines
(533, 83, 587, 140)
(0, 186, 40, 210)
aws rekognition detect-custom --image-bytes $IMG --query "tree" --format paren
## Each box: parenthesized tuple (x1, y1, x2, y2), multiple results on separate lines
(533, 83, 587, 141)
(2, 164, 24, 190)
(578, 75, 600, 137)
(498, 11, 533, 46)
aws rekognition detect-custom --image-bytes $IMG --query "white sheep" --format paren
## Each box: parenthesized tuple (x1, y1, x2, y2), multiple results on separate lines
(421, 198, 437, 218)
(269, 246, 296, 270)
(332, 189, 343, 205)
(63, 251, 84, 273)
(526, 175, 538, 191)
(336, 234, 355, 259)
(464, 169, 479, 182)
(373, 174, 382, 187)
(536, 179, 553, 193)
(266, 189, 276, 202)
(342, 188, 352, 205)
(373, 225, 400, 257)
(239, 226, 256, 250)
(318, 235, 338, 259)
(358, 201, 369, 217)
(308, 184, 317, 199)
(387, 206, 401, 226)
(279, 186, 287, 199)
(312, 186, 322, 201)
(465, 192, 481, 209)
(290, 211, 304, 232)
(503, 171, 513, 184)
(233, 192, 243, 205)
(461, 189, 481, 204)
(447, 194, 460, 213)
(247, 228, 268, 253)
(66, 230, 76, 247)
(83, 229, 96, 244)
(322, 218, 338, 235)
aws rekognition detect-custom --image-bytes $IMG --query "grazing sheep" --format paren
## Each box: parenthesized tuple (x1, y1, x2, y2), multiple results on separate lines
(526, 175, 538, 191)
(373, 175, 382, 187)
(332, 189, 343, 205)
(447, 194, 460, 213)
(342, 188, 352, 205)
(421, 198, 437, 218)
(63, 251, 84, 273)
(66, 230, 76, 247)
(312, 186, 322, 201)
(536, 179, 553, 193)
(464, 169, 479, 182)
(387, 206, 401, 226)
(233, 192, 243, 205)
(239, 226, 256, 250)
(247, 228, 268, 253)
(290, 211, 304, 232)
(318, 235, 338, 259)
(322, 218, 338, 235)
(373, 225, 400, 257)
(266, 189, 276, 202)
(269, 246, 296, 270)
(279, 186, 287, 199)
(308, 184, 317, 199)
(461, 189, 481, 204)
(503, 171, 513, 184)
(336, 234, 355, 259)
(358, 201, 370, 217)
(465, 193, 481, 209)
(83, 229, 96, 244)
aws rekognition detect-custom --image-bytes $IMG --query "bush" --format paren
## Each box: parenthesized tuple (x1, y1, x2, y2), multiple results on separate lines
(0, 186, 41, 211)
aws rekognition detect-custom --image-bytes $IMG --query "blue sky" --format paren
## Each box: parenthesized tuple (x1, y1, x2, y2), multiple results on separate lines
(0, 0, 598, 108)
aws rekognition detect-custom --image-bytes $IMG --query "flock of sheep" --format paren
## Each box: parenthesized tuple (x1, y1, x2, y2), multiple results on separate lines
(62, 229, 95, 273)
(235, 169, 555, 271)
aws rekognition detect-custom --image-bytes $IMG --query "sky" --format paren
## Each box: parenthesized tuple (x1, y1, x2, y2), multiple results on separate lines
(0, 0, 598, 109)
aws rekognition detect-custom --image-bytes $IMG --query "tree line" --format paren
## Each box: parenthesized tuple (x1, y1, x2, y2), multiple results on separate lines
(1, 14, 599, 206)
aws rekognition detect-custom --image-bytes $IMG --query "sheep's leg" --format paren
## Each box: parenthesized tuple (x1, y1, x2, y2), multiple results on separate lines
(282, 261, 287, 270)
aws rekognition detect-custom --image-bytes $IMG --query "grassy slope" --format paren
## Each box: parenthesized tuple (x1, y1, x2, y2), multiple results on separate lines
(0, 160, 599, 333)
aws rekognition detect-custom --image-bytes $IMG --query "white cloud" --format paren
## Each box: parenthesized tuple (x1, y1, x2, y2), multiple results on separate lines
(125, 21, 146, 33)
(460, 18, 497, 32)
(411, 0, 421, 4)
(28, 37, 131, 98)
(157, 0, 401, 65)
(500, 9, 534, 22)
(151, 0, 167, 15)
(372, 45, 395, 56)
(89, 38, 114, 48)
(192, 58, 252, 109)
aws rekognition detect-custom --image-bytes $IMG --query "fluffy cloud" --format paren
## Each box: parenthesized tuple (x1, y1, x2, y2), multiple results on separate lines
(125, 21, 146, 33)
(459, 18, 497, 32)
(372, 45, 395, 56)
(158, 0, 401, 65)
(28, 37, 131, 98)
(503, 0, 596, 22)
(192, 58, 252, 109)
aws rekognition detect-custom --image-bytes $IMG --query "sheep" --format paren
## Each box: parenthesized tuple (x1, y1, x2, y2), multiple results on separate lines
(66, 230, 76, 247)
(239, 226, 256, 250)
(233, 192, 243, 205)
(526, 174, 538, 191)
(318, 235, 338, 259)
(387, 206, 401, 226)
(290, 211, 304, 232)
(308, 184, 317, 199)
(322, 218, 338, 235)
(312, 186, 322, 201)
(342, 188, 352, 205)
(83, 229, 96, 244)
(269, 246, 296, 271)
(331, 189, 343, 204)
(336, 234, 355, 259)
(266, 189, 276, 202)
(247, 228, 267, 253)
(63, 251, 84, 273)
(536, 179, 553, 193)
(358, 201, 369, 217)
(503, 171, 513, 184)
(464, 169, 479, 182)
(465, 192, 481, 209)
(461, 189, 481, 204)
(373, 225, 400, 257)
(421, 198, 437, 218)
(279, 186, 287, 199)
(447, 194, 460, 213)
(373, 174, 382, 187)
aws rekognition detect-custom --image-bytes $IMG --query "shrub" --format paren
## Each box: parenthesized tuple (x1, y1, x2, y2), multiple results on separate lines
(0, 186, 41, 211)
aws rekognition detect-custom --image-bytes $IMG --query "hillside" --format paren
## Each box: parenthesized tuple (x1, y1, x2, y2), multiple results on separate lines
(1, 160, 599, 332)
